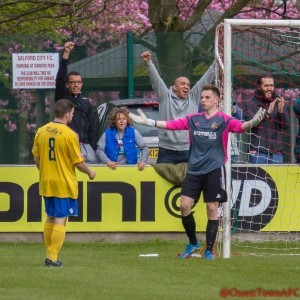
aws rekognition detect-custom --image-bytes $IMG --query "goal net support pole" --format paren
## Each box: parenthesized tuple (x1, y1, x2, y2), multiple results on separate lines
(221, 19, 300, 259)
(222, 20, 232, 259)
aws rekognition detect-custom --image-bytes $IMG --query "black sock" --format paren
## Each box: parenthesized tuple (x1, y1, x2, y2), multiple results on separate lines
(205, 219, 219, 252)
(181, 213, 198, 245)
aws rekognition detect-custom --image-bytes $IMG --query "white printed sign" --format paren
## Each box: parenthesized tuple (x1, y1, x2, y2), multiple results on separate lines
(12, 53, 59, 89)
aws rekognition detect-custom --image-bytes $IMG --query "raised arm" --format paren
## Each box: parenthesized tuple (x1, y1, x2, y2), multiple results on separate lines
(62, 42, 74, 60)
(190, 61, 216, 105)
(55, 42, 75, 101)
(141, 51, 169, 102)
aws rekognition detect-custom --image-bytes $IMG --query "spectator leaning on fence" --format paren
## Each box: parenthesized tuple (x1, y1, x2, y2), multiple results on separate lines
(96, 107, 149, 170)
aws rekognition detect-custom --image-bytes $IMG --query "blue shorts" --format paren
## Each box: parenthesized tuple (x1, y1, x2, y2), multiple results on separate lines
(44, 197, 78, 218)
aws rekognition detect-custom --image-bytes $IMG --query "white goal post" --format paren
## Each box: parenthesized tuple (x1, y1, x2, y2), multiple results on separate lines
(217, 19, 300, 258)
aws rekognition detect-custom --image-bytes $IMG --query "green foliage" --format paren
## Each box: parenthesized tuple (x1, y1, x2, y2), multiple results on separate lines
(0, 2, 73, 37)
(0, 240, 299, 299)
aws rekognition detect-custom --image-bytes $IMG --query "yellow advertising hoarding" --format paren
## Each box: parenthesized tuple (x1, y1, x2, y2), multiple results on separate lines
(0, 165, 299, 232)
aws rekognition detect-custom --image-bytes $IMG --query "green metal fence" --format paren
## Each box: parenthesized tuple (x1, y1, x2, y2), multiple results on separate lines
(0, 32, 214, 164)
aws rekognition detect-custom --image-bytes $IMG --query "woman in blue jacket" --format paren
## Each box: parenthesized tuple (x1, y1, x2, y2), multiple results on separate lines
(96, 107, 149, 170)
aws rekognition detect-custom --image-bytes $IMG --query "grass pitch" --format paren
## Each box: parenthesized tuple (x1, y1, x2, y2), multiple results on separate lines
(0, 240, 299, 300)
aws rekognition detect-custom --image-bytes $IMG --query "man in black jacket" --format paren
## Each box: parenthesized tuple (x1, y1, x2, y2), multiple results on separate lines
(243, 75, 289, 164)
(55, 41, 98, 163)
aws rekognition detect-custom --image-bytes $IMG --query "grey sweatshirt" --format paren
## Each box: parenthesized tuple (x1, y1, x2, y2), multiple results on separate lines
(146, 60, 216, 151)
